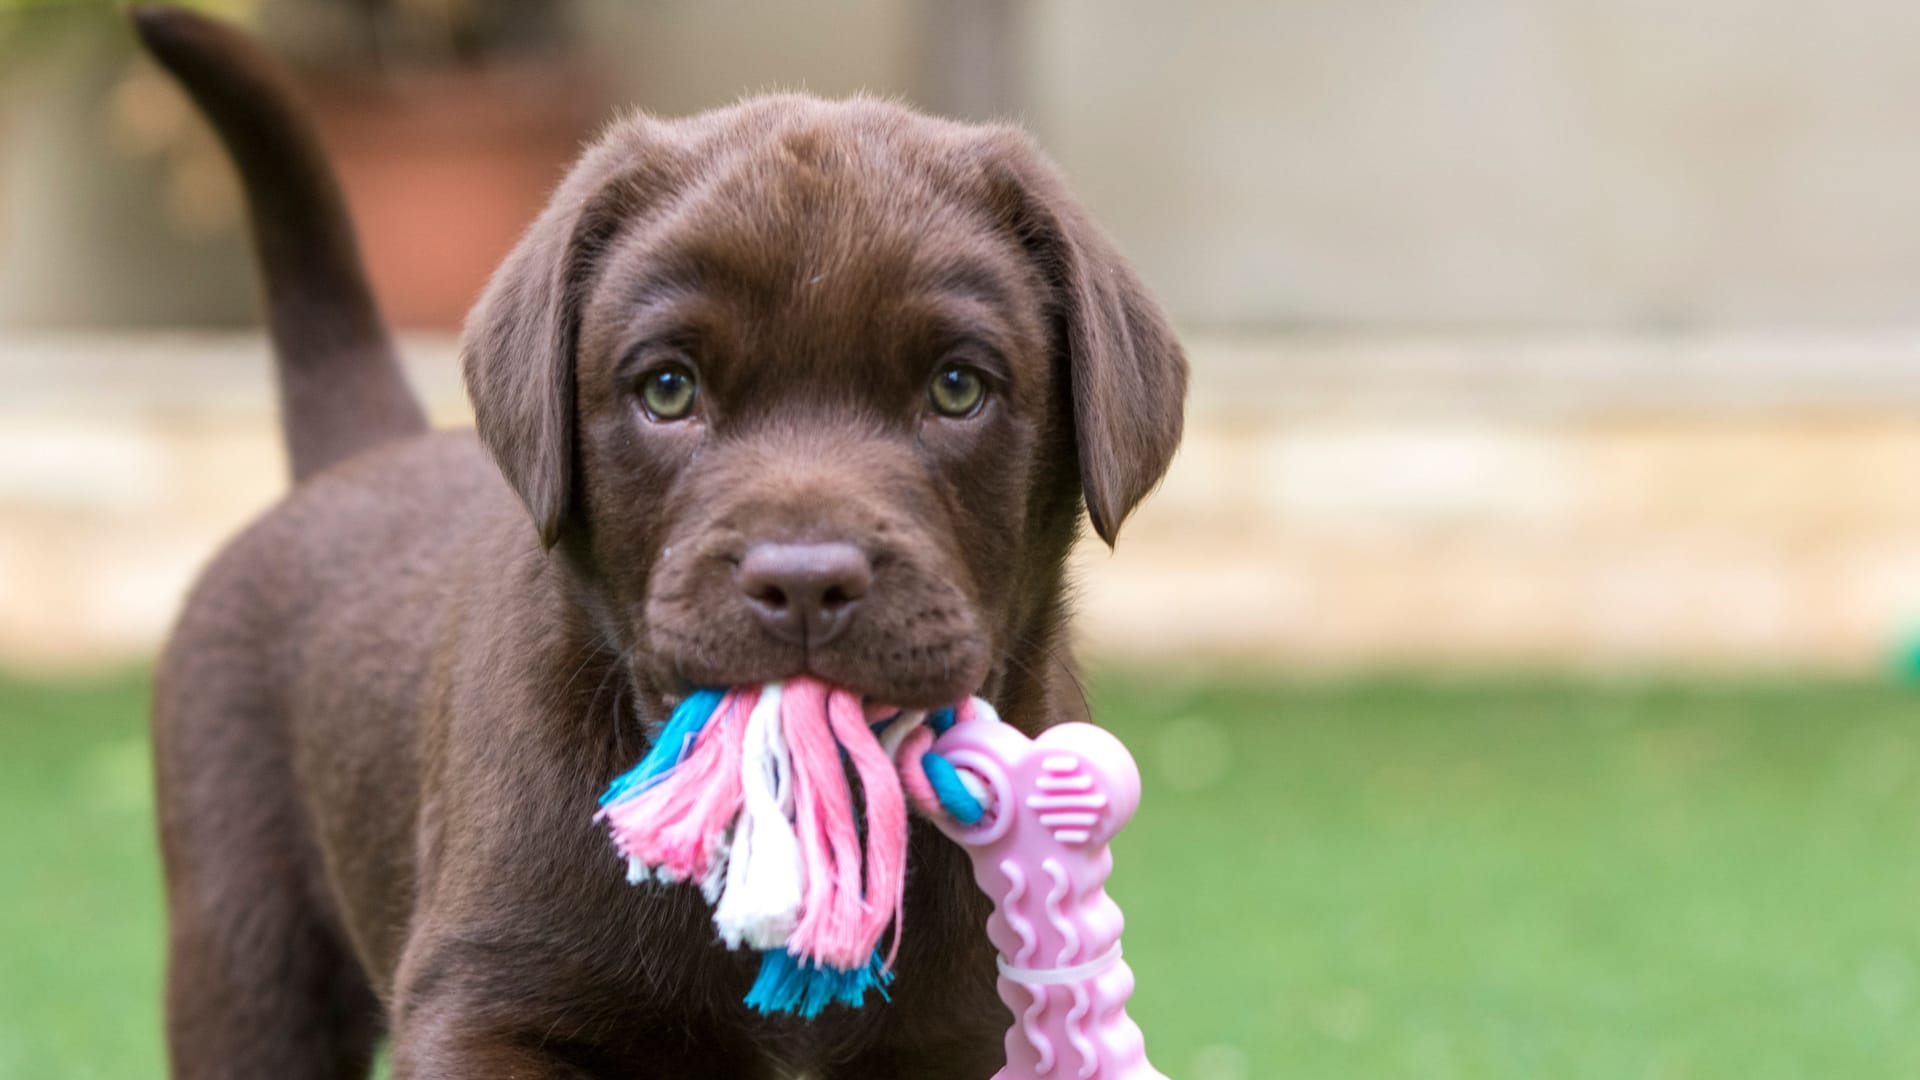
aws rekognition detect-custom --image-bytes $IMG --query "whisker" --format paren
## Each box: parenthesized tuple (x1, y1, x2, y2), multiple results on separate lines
(558, 636, 612, 698)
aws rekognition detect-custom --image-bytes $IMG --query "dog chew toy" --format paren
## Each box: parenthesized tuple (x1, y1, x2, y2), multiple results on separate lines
(597, 676, 1166, 1079)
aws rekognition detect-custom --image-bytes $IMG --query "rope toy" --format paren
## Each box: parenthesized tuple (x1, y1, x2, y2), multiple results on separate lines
(597, 676, 1167, 1078)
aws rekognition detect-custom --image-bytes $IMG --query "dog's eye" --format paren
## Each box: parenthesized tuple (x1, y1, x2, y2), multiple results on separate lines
(638, 364, 698, 421)
(928, 363, 986, 418)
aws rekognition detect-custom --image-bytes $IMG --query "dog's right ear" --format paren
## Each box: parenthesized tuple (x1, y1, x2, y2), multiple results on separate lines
(463, 119, 664, 548)
(975, 129, 1188, 547)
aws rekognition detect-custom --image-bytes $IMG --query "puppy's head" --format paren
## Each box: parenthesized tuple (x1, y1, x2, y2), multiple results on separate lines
(464, 96, 1184, 709)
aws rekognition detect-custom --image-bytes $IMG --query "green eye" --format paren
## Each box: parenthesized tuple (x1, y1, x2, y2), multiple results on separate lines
(929, 364, 986, 418)
(639, 364, 698, 421)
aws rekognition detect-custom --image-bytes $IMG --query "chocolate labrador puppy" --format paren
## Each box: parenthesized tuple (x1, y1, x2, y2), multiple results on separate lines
(135, 7, 1184, 1078)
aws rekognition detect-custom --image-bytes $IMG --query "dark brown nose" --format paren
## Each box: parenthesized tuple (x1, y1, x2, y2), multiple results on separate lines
(736, 542, 872, 647)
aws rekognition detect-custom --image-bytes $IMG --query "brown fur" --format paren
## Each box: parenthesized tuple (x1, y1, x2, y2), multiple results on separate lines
(135, 7, 1185, 1078)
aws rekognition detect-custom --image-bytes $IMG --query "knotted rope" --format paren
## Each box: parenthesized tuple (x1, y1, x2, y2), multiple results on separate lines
(596, 677, 993, 1017)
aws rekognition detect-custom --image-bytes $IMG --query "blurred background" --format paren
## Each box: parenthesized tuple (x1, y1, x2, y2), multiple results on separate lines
(6, 1, 1920, 1077)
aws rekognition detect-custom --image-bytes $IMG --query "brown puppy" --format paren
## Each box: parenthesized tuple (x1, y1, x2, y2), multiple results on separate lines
(135, 7, 1185, 1078)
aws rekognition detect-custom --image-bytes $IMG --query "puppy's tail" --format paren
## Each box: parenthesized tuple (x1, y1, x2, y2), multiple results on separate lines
(132, 5, 427, 483)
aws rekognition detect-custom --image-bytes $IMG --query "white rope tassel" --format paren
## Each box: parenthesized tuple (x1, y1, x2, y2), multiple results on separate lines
(954, 701, 995, 806)
(698, 826, 733, 905)
(712, 681, 805, 951)
(879, 709, 928, 758)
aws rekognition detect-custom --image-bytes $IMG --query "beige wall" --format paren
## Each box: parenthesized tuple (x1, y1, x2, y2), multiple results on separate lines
(419, 0, 1920, 329)
(13, 1, 1920, 330)
(9, 332, 1920, 675)
(578, 0, 920, 120)
(1025, 0, 1920, 328)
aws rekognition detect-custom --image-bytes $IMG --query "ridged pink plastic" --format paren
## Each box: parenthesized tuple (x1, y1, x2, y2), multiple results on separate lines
(930, 713, 1167, 1080)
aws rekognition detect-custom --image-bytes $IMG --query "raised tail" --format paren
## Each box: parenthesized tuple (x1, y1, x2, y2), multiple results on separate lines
(131, 5, 428, 482)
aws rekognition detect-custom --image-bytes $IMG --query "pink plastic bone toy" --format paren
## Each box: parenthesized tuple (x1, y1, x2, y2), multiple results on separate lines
(928, 702, 1167, 1080)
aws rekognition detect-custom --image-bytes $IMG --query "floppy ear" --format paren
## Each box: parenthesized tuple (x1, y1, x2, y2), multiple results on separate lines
(980, 131, 1188, 545)
(462, 120, 663, 547)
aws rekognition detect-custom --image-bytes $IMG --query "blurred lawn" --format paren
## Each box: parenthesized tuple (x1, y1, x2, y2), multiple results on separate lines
(4, 672, 1920, 1078)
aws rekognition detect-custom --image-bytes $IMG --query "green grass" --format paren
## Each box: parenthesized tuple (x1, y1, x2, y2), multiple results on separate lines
(0, 673, 162, 1079)
(5, 672, 1920, 1078)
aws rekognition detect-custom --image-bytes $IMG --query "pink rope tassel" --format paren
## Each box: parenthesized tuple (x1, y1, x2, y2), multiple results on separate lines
(601, 689, 756, 883)
(895, 725, 944, 821)
(826, 687, 909, 968)
(781, 678, 871, 970)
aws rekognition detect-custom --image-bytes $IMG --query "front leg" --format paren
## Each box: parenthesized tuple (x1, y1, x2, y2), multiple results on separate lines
(391, 635, 772, 1077)
(388, 914, 769, 1080)
(390, 1012, 593, 1080)
(390, 991, 766, 1079)
(388, 982, 605, 1080)
(831, 1038, 1006, 1080)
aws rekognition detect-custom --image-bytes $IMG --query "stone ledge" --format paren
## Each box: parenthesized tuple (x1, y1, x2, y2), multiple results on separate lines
(8, 330, 1920, 673)
(1192, 332, 1920, 419)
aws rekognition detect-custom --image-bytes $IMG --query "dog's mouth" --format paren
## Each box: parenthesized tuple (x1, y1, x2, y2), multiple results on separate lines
(654, 679, 970, 725)
(648, 644, 990, 715)
(637, 603, 993, 712)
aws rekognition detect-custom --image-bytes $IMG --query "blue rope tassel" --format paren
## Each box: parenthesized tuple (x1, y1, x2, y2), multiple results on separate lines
(915, 704, 984, 823)
(745, 948, 895, 1018)
(598, 688, 727, 807)
(922, 752, 985, 825)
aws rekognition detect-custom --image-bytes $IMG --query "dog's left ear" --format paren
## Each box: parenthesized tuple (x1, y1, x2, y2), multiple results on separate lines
(463, 117, 668, 548)
(978, 130, 1188, 546)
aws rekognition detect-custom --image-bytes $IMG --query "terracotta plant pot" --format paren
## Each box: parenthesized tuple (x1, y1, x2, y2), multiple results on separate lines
(301, 64, 599, 330)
